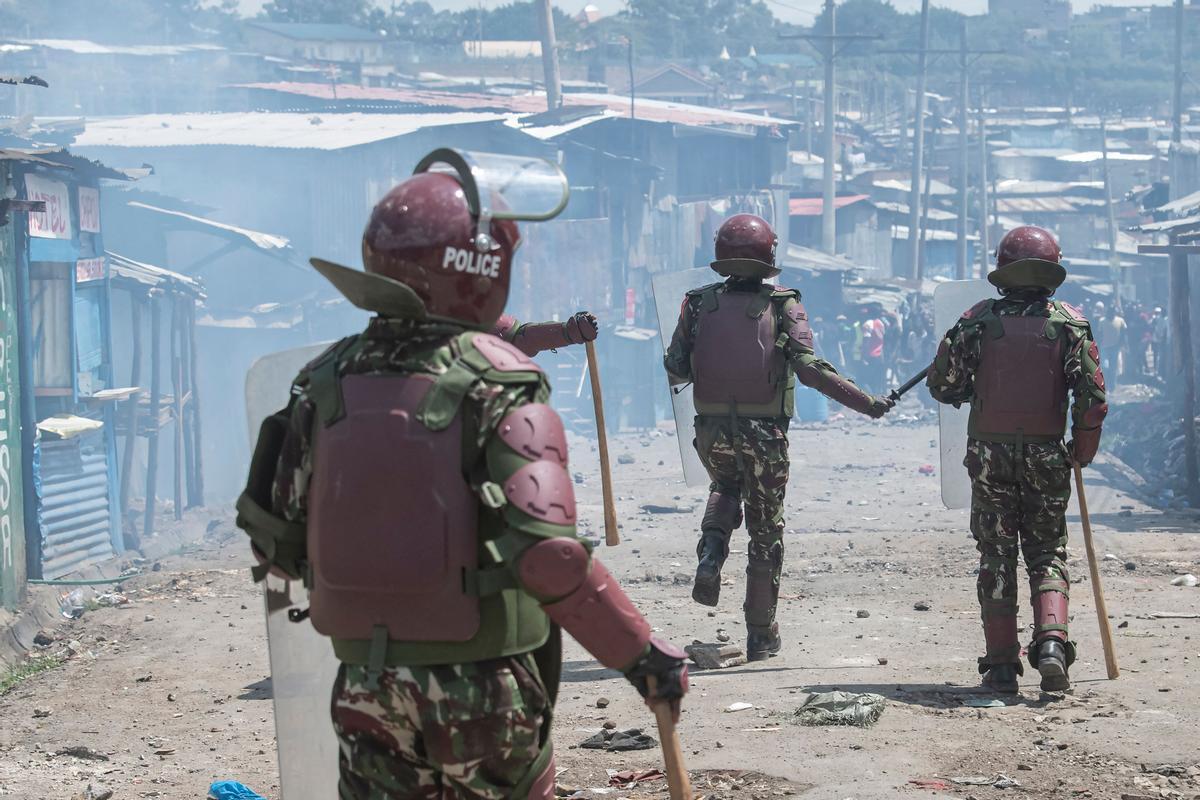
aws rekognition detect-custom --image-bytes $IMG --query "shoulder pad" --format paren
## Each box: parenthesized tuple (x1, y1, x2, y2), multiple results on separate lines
(770, 285, 801, 300)
(499, 403, 568, 466)
(960, 299, 993, 322)
(1054, 301, 1089, 325)
(471, 333, 543, 374)
(685, 282, 723, 297)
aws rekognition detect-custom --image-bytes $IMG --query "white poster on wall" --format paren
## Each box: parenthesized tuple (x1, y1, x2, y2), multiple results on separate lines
(24, 175, 72, 240)
(78, 186, 100, 233)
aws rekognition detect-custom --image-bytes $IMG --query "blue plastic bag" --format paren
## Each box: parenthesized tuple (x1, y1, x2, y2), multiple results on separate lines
(208, 781, 266, 800)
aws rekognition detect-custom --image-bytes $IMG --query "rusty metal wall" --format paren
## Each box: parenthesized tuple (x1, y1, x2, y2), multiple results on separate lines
(39, 430, 116, 579)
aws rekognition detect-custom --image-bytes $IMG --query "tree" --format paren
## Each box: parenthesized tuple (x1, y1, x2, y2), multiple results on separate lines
(260, 0, 371, 25)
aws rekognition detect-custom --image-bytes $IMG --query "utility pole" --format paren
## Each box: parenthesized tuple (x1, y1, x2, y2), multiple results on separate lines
(977, 91, 990, 278)
(956, 20, 970, 279)
(782, 2, 880, 255)
(884, 17, 999, 279)
(536, 0, 562, 110)
(1100, 118, 1122, 307)
(1174, 0, 1184, 145)
(906, 0, 932, 278)
(918, 117, 939, 280)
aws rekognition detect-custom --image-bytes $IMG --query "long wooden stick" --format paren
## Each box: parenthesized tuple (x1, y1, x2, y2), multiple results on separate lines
(1074, 464, 1120, 680)
(646, 676, 691, 800)
(586, 341, 619, 546)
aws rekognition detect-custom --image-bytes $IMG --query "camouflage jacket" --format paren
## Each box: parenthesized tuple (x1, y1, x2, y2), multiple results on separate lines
(663, 278, 868, 416)
(926, 292, 1107, 435)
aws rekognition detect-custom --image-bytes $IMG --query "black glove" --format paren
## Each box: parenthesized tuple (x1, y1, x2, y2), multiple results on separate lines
(564, 311, 599, 344)
(624, 637, 688, 722)
(867, 396, 895, 419)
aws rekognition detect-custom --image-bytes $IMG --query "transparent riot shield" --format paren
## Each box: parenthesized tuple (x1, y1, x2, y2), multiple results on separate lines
(650, 267, 713, 488)
(932, 280, 993, 510)
(245, 342, 340, 800)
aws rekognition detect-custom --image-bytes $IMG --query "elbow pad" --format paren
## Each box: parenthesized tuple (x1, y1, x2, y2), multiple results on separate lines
(522, 539, 651, 671)
(798, 364, 876, 416)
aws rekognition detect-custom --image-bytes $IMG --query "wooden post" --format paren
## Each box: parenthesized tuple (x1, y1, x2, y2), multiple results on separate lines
(956, 18, 970, 280)
(186, 300, 204, 504)
(179, 294, 197, 508)
(917, 118, 939, 281)
(119, 296, 143, 521)
(170, 294, 184, 521)
(143, 293, 163, 538)
(977, 92, 990, 278)
(906, 0, 932, 278)
(536, 0, 562, 110)
(1169, 236, 1200, 505)
(1100, 118, 1122, 307)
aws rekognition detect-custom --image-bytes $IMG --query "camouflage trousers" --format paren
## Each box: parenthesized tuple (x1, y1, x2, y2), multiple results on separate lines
(694, 416, 789, 632)
(330, 654, 550, 800)
(965, 438, 1072, 664)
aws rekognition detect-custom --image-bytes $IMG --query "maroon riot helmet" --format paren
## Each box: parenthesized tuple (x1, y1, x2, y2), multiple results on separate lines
(711, 213, 781, 279)
(311, 148, 569, 328)
(989, 225, 1066, 292)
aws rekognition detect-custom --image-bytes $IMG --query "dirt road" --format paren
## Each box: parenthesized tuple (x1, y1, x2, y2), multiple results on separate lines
(2, 407, 1199, 800)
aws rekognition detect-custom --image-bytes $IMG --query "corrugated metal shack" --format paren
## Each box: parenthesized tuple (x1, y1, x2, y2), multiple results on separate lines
(0, 146, 131, 583)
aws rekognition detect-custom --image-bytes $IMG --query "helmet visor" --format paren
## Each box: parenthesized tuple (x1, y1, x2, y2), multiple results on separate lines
(414, 148, 569, 222)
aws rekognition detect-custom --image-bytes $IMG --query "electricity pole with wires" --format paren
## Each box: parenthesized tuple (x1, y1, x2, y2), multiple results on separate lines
(780, 0, 880, 256)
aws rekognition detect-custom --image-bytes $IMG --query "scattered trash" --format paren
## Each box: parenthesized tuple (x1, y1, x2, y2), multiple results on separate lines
(144, 614, 155, 622)
(686, 642, 746, 670)
(1103, 553, 1120, 562)
(948, 774, 1020, 789)
(877, 657, 889, 665)
(95, 593, 128, 607)
(606, 769, 665, 789)
(740, 726, 781, 732)
(33, 708, 51, 718)
(136, 674, 153, 683)
(792, 691, 886, 727)
(918, 464, 935, 475)
(1124, 562, 1137, 571)
(58, 589, 87, 619)
(1170, 574, 1198, 587)
(155, 748, 176, 756)
(1118, 620, 1129, 628)
(1150, 612, 1200, 619)
(640, 503, 693, 514)
(856, 609, 870, 618)
(73, 783, 114, 800)
(913, 600, 931, 611)
(55, 746, 109, 761)
(579, 728, 657, 752)
(33, 630, 54, 647)
(908, 778, 950, 790)
(208, 781, 267, 800)
(725, 702, 754, 713)
(716, 630, 731, 643)
(964, 696, 1007, 708)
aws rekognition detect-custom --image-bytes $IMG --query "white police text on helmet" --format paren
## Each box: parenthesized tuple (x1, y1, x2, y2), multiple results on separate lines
(442, 246, 501, 278)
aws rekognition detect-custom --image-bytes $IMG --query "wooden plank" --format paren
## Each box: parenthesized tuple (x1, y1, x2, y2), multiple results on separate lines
(186, 300, 204, 504)
(143, 294, 162, 539)
(118, 298, 143, 527)
(170, 296, 184, 521)
(1138, 244, 1200, 255)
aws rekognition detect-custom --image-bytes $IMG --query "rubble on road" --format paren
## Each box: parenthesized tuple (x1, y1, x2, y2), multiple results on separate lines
(791, 691, 886, 727)
(685, 642, 746, 669)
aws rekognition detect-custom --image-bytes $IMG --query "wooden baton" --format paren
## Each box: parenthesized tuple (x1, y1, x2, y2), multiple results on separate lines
(585, 341, 620, 546)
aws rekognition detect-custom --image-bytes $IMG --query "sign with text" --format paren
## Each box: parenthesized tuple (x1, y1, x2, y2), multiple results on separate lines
(78, 186, 100, 233)
(75, 257, 105, 283)
(0, 223, 26, 610)
(24, 174, 72, 240)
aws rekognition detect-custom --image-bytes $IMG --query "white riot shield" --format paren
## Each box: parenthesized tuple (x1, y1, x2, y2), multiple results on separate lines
(933, 280, 993, 510)
(651, 267, 713, 488)
(245, 342, 340, 800)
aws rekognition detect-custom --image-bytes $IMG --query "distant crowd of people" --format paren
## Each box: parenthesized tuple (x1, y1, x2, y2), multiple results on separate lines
(810, 296, 936, 398)
(811, 295, 1170, 399)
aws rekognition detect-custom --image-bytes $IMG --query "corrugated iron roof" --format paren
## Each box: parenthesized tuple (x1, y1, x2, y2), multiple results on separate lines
(1056, 151, 1157, 163)
(244, 22, 383, 42)
(789, 195, 870, 216)
(994, 197, 1079, 214)
(107, 251, 205, 298)
(230, 82, 794, 129)
(126, 201, 291, 251)
(872, 178, 956, 196)
(10, 38, 223, 56)
(73, 112, 509, 150)
(873, 200, 956, 221)
(1158, 188, 1200, 217)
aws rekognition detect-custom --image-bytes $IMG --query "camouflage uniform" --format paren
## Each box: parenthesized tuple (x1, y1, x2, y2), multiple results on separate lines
(927, 291, 1107, 670)
(271, 318, 560, 799)
(664, 277, 884, 641)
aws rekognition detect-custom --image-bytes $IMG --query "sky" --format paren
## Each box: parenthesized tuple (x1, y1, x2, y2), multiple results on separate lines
(235, 0, 1178, 25)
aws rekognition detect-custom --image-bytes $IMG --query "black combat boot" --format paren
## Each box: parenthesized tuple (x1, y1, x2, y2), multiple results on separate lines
(746, 622, 782, 661)
(692, 493, 740, 607)
(980, 662, 1021, 694)
(1035, 639, 1071, 692)
(692, 533, 726, 607)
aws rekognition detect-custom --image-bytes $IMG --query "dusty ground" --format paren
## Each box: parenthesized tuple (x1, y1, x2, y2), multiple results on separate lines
(2, 398, 1199, 800)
